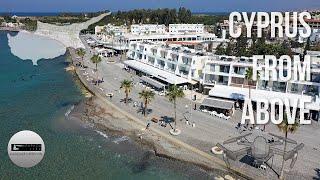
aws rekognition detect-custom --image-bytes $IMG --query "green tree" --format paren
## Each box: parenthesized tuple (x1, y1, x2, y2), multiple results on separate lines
(120, 80, 133, 104)
(225, 41, 234, 56)
(166, 85, 185, 132)
(178, 7, 191, 23)
(277, 115, 299, 180)
(303, 37, 311, 60)
(139, 90, 155, 116)
(76, 48, 86, 66)
(90, 55, 102, 71)
(235, 34, 248, 57)
(215, 43, 226, 55)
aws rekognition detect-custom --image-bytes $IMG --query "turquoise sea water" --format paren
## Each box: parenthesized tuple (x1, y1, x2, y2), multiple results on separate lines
(0, 31, 216, 179)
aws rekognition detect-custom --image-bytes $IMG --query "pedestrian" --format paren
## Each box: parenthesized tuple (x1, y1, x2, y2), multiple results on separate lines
(146, 122, 151, 130)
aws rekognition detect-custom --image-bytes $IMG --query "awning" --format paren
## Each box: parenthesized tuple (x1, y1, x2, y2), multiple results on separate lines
(201, 97, 234, 110)
(140, 76, 166, 89)
(124, 60, 190, 85)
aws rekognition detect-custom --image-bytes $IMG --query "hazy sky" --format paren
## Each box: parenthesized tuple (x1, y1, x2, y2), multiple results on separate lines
(1, 0, 320, 13)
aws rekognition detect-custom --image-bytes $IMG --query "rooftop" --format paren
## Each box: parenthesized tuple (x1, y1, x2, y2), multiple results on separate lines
(123, 60, 190, 84)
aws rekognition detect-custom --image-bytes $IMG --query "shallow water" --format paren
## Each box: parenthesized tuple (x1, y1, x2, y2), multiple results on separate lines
(0, 31, 220, 179)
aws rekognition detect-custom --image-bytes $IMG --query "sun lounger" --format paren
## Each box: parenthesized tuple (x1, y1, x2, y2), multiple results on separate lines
(217, 113, 224, 118)
(106, 93, 113, 97)
(212, 111, 218, 116)
(151, 117, 159, 123)
(260, 164, 267, 170)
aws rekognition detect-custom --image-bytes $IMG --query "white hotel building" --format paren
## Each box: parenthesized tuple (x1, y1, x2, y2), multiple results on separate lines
(130, 24, 166, 35)
(125, 41, 207, 85)
(93, 23, 221, 51)
(202, 55, 320, 120)
(125, 41, 320, 121)
(169, 24, 204, 34)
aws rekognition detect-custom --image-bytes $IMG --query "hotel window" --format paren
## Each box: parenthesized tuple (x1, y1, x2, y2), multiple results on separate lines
(290, 83, 300, 94)
(304, 85, 319, 96)
(258, 80, 269, 90)
(219, 65, 230, 73)
(234, 66, 245, 75)
(205, 74, 215, 84)
(311, 73, 320, 83)
(217, 76, 228, 85)
(209, 64, 215, 72)
(272, 82, 286, 92)
(231, 77, 244, 85)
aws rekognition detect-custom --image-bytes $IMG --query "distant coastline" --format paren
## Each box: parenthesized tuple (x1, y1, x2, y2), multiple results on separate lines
(0, 27, 21, 32)
(0, 12, 61, 17)
(0, 11, 230, 17)
(192, 12, 230, 16)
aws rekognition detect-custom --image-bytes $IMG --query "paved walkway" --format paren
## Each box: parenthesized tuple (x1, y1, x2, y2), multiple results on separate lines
(70, 35, 320, 180)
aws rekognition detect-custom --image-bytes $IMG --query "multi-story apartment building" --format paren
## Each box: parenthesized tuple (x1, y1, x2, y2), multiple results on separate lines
(125, 41, 207, 86)
(202, 55, 320, 121)
(296, 19, 320, 42)
(169, 24, 204, 34)
(93, 23, 221, 51)
(125, 40, 320, 120)
(99, 33, 218, 51)
(130, 24, 166, 35)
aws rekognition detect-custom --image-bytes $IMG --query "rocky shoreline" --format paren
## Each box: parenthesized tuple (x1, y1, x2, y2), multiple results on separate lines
(66, 48, 250, 180)
(70, 96, 243, 180)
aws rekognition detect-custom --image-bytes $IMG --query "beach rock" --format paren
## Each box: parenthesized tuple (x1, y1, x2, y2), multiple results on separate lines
(214, 176, 224, 180)
(224, 175, 235, 180)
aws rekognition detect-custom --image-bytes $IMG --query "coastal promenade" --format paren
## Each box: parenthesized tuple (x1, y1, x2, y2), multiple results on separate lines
(69, 36, 320, 180)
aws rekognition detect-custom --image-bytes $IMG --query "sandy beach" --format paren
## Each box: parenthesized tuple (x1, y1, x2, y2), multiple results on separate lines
(68, 94, 246, 180)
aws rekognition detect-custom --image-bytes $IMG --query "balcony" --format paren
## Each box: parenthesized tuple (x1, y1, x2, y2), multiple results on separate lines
(165, 67, 176, 74)
(303, 85, 319, 97)
(272, 82, 287, 93)
(219, 65, 230, 73)
(233, 67, 245, 75)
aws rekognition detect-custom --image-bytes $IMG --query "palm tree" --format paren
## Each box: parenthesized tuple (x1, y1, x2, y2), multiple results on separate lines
(245, 67, 256, 99)
(90, 55, 102, 71)
(76, 48, 86, 66)
(166, 85, 185, 132)
(120, 79, 133, 104)
(277, 115, 299, 179)
(245, 67, 260, 127)
(139, 90, 155, 116)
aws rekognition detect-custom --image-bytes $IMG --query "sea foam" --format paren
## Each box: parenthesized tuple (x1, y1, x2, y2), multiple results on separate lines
(7, 31, 66, 65)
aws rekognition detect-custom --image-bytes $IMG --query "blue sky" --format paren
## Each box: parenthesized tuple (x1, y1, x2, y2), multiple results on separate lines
(1, 0, 320, 12)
